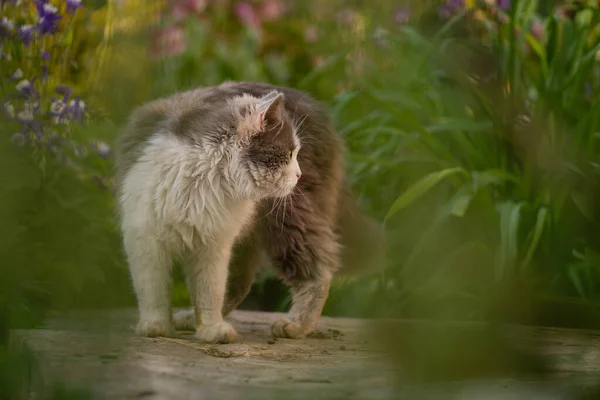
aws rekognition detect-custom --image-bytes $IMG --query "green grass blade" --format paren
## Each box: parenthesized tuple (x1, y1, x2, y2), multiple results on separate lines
(495, 201, 524, 281)
(521, 207, 548, 269)
(385, 167, 466, 220)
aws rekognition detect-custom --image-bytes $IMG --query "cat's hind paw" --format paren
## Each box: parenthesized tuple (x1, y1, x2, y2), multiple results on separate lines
(136, 320, 174, 338)
(196, 321, 239, 344)
(271, 318, 306, 339)
(173, 309, 196, 331)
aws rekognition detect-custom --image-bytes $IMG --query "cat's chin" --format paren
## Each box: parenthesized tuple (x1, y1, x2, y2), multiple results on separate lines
(270, 186, 296, 199)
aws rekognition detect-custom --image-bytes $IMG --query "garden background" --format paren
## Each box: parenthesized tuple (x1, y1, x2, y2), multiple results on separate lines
(2, 0, 600, 397)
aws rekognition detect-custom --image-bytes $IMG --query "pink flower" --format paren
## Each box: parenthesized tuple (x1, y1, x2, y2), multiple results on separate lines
(530, 19, 544, 41)
(151, 26, 187, 58)
(304, 26, 318, 43)
(393, 6, 411, 25)
(187, 0, 207, 13)
(171, 2, 189, 22)
(169, 0, 206, 22)
(261, 0, 284, 21)
(337, 9, 357, 26)
(234, 2, 261, 29)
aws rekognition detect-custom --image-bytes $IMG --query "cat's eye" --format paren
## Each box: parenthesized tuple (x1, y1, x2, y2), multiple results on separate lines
(288, 150, 293, 160)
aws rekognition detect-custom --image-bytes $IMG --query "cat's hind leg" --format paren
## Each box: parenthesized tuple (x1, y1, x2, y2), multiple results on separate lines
(262, 195, 340, 339)
(223, 234, 266, 316)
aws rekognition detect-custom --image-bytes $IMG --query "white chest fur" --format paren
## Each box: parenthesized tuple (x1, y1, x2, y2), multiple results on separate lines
(119, 134, 256, 254)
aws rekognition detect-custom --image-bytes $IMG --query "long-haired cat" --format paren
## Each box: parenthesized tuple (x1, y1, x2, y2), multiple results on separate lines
(115, 81, 385, 343)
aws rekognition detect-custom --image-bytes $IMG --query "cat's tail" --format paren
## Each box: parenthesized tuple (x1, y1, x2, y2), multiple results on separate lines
(336, 187, 387, 276)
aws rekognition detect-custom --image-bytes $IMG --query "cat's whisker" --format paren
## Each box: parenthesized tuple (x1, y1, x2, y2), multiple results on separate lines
(280, 194, 289, 235)
(255, 187, 285, 222)
(273, 119, 285, 138)
(294, 185, 309, 204)
(274, 197, 281, 227)
(298, 136, 318, 150)
(295, 113, 310, 132)
(277, 191, 289, 228)
(291, 97, 306, 128)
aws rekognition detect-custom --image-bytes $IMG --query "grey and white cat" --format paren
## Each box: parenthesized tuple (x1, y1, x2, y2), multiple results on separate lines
(115, 81, 384, 343)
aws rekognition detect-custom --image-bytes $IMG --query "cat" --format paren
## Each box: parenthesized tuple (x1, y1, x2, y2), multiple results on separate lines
(115, 81, 385, 343)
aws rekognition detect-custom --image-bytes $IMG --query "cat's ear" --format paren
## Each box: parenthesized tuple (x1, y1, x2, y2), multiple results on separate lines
(256, 91, 285, 128)
(237, 91, 285, 139)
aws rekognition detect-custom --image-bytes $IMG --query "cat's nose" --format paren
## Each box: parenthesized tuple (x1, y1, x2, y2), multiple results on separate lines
(296, 172, 302, 180)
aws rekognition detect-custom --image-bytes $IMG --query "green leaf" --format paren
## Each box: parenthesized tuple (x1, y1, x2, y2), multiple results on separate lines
(525, 32, 546, 63)
(495, 201, 524, 281)
(568, 265, 586, 297)
(424, 118, 493, 134)
(521, 207, 548, 269)
(450, 186, 474, 217)
(385, 167, 466, 220)
(572, 191, 592, 219)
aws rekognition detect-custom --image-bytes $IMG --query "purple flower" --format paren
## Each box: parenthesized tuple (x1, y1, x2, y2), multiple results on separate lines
(10, 68, 23, 80)
(50, 99, 67, 116)
(16, 79, 37, 97)
(96, 142, 111, 158)
(1, 0, 19, 8)
(35, 1, 62, 34)
(18, 25, 34, 46)
(394, 6, 411, 25)
(1, 17, 14, 37)
(438, 0, 464, 19)
(498, 0, 511, 11)
(66, 0, 82, 14)
(50, 91, 72, 123)
(42, 65, 49, 81)
(69, 98, 85, 122)
(41, 50, 51, 60)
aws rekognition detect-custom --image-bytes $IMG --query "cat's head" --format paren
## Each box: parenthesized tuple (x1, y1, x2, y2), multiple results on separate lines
(229, 91, 302, 199)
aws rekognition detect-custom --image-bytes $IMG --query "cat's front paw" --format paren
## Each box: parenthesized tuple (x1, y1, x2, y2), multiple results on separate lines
(136, 320, 174, 338)
(173, 309, 195, 331)
(271, 318, 306, 339)
(196, 321, 239, 343)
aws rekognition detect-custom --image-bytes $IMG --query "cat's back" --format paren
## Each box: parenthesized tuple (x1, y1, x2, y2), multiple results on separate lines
(115, 87, 222, 177)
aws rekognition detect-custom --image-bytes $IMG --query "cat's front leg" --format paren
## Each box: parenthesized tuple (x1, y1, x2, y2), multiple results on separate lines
(173, 236, 265, 330)
(185, 245, 239, 344)
(123, 229, 174, 338)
